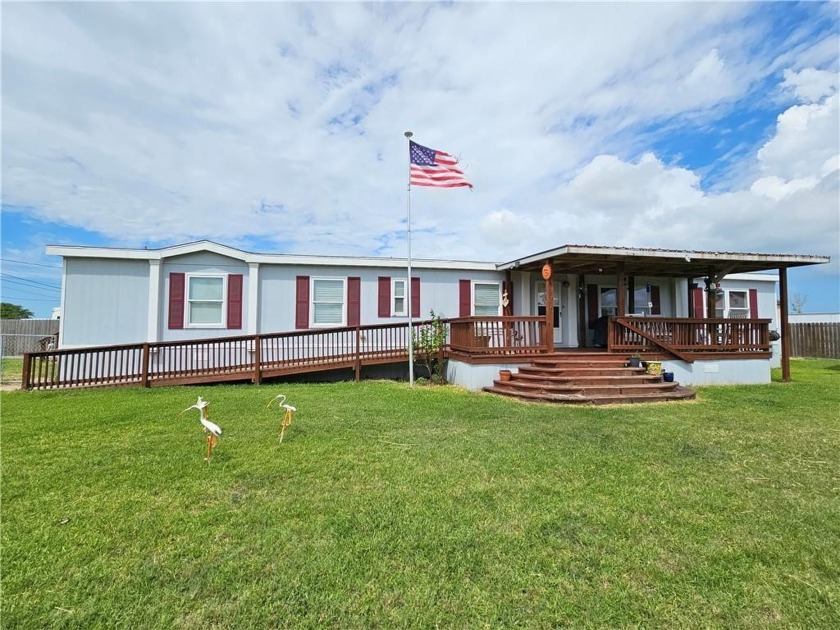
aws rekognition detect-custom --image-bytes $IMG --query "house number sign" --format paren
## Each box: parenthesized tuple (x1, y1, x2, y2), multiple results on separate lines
(541, 263, 552, 280)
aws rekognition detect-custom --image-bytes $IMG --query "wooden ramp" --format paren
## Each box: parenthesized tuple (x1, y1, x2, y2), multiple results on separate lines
(483, 351, 695, 405)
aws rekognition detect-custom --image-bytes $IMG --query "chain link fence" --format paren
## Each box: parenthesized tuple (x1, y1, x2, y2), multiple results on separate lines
(1, 319, 60, 358)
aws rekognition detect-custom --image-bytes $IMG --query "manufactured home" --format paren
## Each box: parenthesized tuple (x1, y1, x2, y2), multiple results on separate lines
(33, 240, 828, 397)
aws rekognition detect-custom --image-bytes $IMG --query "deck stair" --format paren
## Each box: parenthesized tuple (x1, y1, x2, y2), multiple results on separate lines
(483, 352, 695, 405)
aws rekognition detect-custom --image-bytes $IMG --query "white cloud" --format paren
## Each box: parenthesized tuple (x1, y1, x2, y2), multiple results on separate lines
(1, 0, 837, 287)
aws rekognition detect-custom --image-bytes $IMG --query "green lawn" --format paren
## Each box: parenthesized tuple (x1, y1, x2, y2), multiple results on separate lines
(1, 356, 23, 385)
(2, 361, 838, 628)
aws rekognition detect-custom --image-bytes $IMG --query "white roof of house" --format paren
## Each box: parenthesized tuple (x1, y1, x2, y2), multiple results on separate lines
(45, 240, 499, 272)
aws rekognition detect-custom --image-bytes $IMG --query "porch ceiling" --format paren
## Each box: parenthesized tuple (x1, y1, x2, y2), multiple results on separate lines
(499, 245, 830, 279)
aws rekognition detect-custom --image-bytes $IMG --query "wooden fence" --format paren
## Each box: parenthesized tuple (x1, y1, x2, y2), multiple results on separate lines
(789, 323, 840, 358)
(1, 319, 59, 357)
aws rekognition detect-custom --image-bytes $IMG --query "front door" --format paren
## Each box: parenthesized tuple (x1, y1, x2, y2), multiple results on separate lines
(535, 281, 562, 345)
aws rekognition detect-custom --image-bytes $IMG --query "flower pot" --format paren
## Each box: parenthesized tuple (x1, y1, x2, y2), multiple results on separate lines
(499, 369, 512, 382)
(663, 371, 674, 383)
(646, 361, 662, 376)
(628, 357, 641, 368)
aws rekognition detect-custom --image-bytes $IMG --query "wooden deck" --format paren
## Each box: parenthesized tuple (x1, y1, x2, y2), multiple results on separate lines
(20, 316, 771, 391)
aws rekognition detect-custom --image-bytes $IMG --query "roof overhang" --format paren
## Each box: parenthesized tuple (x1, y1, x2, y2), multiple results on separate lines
(45, 240, 499, 272)
(498, 244, 830, 278)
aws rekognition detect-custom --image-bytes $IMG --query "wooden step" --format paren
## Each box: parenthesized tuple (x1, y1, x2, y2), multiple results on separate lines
(485, 351, 694, 405)
(491, 379, 683, 396)
(483, 384, 696, 405)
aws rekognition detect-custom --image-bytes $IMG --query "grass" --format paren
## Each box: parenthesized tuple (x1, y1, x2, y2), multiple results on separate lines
(2, 360, 839, 628)
(1, 357, 23, 385)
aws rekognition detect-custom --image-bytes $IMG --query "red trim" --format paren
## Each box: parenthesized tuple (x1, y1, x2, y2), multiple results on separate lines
(227, 274, 243, 329)
(348, 277, 361, 327)
(692, 287, 705, 318)
(411, 277, 420, 318)
(168, 273, 185, 329)
(587, 284, 598, 329)
(295, 276, 309, 329)
(650, 285, 661, 315)
(459, 280, 471, 317)
(378, 277, 391, 317)
(749, 288, 758, 319)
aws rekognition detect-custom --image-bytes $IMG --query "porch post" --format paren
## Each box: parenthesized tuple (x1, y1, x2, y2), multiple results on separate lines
(706, 267, 717, 318)
(779, 266, 791, 382)
(577, 274, 587, 348)
(543, 260, 554, 353)
(616, 262, 627, 317)
(627, 276, 635, 314)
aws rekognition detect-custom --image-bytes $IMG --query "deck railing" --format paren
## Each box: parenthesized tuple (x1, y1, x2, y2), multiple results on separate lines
(449, 316, 546, 355)
(22, 316, 548, 390)
(21, 315, 771, 390)
(610, 317, 772, 361)
(23, 321, 422, 391)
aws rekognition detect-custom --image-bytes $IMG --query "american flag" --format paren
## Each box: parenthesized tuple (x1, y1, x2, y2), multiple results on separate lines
(409, 141, 473, 189)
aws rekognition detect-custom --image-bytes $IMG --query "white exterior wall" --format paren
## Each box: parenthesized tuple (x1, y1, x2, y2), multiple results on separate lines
(61, 259, 149, 347)
(259, 264, 505, 333)
(661, 358, 771, 386)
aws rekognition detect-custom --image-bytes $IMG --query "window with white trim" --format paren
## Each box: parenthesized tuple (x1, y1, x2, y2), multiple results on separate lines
(312, 278, 346, 326)
(187, 275, 225, 327)
(715, 289, 749, 318)
(474, 282, 501, 316)
(600, 287, 617, 317)
(392, 278, 407, 316)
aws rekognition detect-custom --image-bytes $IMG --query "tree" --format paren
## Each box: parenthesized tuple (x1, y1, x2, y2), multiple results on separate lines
(412, 310, 448, 383)
(1, 303, 34, 319)
(791, 293, 808, 315)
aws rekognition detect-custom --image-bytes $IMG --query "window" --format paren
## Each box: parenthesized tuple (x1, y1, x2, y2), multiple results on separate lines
(600, 288, 617, 317)
(392, 278, 407, 316)
(187, 275, 225, 326)
(474, 282, 501, 316)
(312, 278, 345, 326)
(716, 290, 749, 318)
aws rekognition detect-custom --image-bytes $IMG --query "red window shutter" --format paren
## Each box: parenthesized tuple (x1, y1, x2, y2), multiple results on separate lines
(378, 277, 391, 317)
(411, 277, 420, 318)
(227, 274, 243, 329)
(295, 276, 310, 329)
(692, 287, 705, 318)
(168, 272, 185, 329)
(748, 288, 758, 318)
(348, 277, 361, 327)
(587, 284, 598, 329)
(650, 285, 661, 315)
(459, 280, 471, 317)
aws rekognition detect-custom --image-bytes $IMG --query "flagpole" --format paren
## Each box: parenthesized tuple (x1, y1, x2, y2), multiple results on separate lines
(404, 130, 415, 387)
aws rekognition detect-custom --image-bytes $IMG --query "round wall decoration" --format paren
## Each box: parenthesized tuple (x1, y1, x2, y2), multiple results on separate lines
(541, 263, 552, 280)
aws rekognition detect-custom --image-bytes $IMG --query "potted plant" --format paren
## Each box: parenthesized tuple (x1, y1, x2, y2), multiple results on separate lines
(628, 353, 642, 368)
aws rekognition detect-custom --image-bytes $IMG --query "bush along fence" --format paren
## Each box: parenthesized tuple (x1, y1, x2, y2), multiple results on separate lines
(789, 322, 840, 359)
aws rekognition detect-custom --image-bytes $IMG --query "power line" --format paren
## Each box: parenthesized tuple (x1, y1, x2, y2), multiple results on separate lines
(0, 258, 62, 269)
(0, 273, 61, 290)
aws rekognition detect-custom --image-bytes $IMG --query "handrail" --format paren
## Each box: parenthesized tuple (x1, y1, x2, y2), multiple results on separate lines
(21, 316, 546, 390)
(610, 317, 772, 360)
(612, 318, 695, 363)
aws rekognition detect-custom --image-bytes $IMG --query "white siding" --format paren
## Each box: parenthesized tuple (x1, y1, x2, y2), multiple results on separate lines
(61, 259, 149, 347)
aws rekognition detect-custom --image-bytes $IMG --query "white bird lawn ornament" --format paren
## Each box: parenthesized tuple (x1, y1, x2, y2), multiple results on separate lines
(181, 396, 222, 461)
(267, 394, 296, 443)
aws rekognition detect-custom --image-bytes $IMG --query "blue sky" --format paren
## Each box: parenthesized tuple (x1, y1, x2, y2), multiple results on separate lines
(2, 1, 838, 318)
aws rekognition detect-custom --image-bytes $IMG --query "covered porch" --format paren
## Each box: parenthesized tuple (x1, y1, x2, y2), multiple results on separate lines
(495, 245, 829, 382)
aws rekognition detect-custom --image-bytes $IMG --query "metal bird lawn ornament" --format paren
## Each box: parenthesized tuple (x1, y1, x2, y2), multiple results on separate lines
(180, 396, 222, 462)
(267, 394, 296, 443)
